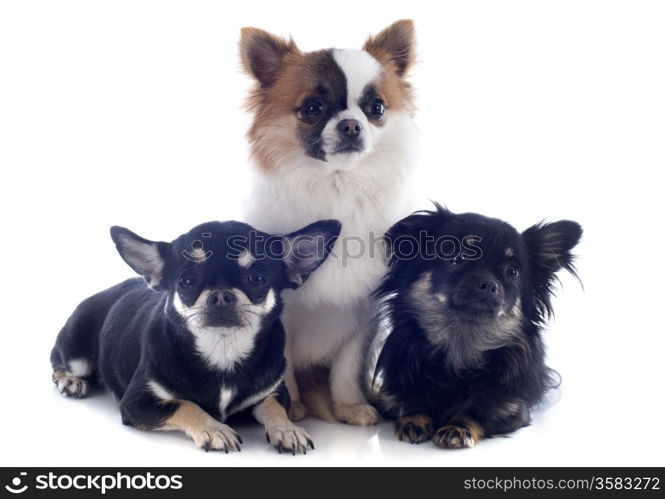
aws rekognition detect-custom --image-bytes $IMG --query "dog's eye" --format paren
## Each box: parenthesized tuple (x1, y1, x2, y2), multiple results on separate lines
(179, 275, 198, 289)
(249, 271, 267, 287)
(300, 98, 324, 123)
(366, 98, 386, 119)
(506, 266, 520, 279)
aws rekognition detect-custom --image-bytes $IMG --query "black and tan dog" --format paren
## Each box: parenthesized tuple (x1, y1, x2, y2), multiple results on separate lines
(51, 219, 340, 454)
(374, 204, 582, 448)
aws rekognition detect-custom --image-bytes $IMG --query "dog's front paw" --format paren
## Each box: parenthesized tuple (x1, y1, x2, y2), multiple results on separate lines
(52, 370, 89, 398)
(433, 425, 476, 449)
(396, 414, 434, 444)
(265, 424, 314, 455)
(191, 422, 242, 453)
(288, 400, 307, 421)
(334, 403, 379, 426)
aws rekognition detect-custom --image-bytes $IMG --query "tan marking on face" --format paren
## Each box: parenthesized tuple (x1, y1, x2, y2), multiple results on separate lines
(237, 250, 254, 268)
(505, 247, 515, 257)
(411, 270, 433, 295)
(190, 248, 207, 262)
(466, 237, 478, 247)
(246, 50, 335, 173)
(244, 32, 414, 171)
(510, 297, 522, 316)
(411, 270, 446, 304)
(376, 69, 414, 113)
(499, 296, 522, 318)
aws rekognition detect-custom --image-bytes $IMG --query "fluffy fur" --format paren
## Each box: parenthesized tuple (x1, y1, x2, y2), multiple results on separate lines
(374, 204, 582, 448)
(239, 20, 418, 425)
(51, 220, 340, 453)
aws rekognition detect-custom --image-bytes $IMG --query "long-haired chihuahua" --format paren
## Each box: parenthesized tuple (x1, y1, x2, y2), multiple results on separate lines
(239, 20, 418, 425)
(375, 204, 582, 448)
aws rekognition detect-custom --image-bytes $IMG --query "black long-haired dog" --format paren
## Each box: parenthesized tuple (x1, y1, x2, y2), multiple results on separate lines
(374, 204, 582, 448)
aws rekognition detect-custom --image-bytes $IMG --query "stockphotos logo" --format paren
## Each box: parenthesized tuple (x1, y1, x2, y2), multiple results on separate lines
(3, 471, 183, 495)
(4, 472, 28, 494)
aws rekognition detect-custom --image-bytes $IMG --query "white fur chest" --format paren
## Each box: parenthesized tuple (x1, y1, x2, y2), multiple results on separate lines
(245, 115, 417, 308)
(248, 179, 391, 306)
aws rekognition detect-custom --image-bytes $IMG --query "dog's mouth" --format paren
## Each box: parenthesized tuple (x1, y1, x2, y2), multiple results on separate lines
(449, 301, 499, 321)
(332, 142, 364, 155)
(204, 310, 243, 329)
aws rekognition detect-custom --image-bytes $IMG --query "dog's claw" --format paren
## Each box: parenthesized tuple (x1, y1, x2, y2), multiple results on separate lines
(266, 425, 312, 455)
(194, 423, 241, 453)
(395, 415, 434, 444)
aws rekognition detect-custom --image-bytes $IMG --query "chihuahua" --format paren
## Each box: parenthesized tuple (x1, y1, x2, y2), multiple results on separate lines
(374, 204, 582, 448)
(51, 219, 340, 454)
(239, 20, 418, 426)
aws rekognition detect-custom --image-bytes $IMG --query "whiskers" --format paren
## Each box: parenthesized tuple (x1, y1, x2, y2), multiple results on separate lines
(174, 300, 268, 371)
(306, 135, 324, 149)
(178, 305, 207, 328)
(236, 304, 264, 324)
(177, 303, 264, 332)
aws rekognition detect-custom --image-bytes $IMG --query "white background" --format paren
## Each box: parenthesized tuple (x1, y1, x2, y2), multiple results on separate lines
(1, 0, 664, 467)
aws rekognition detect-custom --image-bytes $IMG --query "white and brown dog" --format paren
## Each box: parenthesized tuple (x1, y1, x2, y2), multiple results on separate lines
(239, 20, 417, 426)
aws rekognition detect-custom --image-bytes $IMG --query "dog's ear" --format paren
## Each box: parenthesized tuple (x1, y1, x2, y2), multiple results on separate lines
(522, 220, 583, 317)
(110, 226, 171, 291)
(281, 220, 341, 288)
(364, 19, 415, 77)
(385, 203, 450, 263)
(239, 27, 298, 88)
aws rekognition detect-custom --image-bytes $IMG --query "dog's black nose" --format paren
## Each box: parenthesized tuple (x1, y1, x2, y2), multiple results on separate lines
(477, 280, 499, 295)
(337, 119, 362, 138)
(207, 290, 236, 307)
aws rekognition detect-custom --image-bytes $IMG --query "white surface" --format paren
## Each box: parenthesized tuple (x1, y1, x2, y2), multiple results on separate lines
(1, 0, 664, 467)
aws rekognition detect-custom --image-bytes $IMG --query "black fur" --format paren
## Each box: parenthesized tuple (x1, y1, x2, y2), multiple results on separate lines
(51, 219, 340, 452)
(374, 204, 582, 447)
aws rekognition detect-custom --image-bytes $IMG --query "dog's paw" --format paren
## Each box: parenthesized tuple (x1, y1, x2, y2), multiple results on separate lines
(396, 414, 434, 444)
(52, 370, 89, 398)
(433, 425, 476, 449)
(191, 422, 242, 453)
(334, 403, 379, 426)
(288, 400, 307, 421)
(265, 424, 314, 455)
